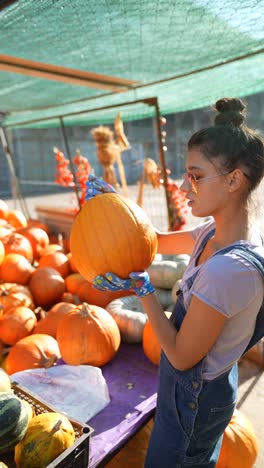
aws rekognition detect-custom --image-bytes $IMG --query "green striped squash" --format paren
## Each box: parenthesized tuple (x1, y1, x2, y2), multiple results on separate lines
(0, 392, 29, 453)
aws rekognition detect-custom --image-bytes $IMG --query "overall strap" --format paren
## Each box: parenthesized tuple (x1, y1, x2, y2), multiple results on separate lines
(214, 244, 264, 354)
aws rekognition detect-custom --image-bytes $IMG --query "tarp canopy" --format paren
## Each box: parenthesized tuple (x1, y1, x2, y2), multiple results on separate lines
(1, 0, 264, 128)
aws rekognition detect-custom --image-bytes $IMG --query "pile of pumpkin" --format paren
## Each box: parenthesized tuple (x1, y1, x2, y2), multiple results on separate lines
(0, 196, 189, 375)
(0, 368, 76, 467)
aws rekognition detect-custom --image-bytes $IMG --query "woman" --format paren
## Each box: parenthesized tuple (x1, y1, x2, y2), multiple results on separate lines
(90, 97, 264, 467)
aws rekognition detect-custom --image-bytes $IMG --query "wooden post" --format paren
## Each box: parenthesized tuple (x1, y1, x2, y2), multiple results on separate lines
(149, 98, 172, 230)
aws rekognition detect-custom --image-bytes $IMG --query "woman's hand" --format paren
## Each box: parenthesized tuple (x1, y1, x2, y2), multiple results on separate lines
(85, 174, 116, 200)
(93, 271, 155, 297)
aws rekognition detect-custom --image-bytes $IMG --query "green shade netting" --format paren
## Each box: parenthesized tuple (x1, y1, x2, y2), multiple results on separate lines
(1, 0, 264, 128)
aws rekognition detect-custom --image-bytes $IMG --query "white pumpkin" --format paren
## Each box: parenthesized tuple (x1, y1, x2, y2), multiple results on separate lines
(155, 288, 174, 309)
(147, 259, 188, 289)
(106, 296, 147, 343)
(162, 254, 190, 263)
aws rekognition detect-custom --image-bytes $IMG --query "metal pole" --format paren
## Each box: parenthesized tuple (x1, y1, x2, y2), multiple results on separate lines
(0, 126, 30, 218)
(59, 117, 81, 210)
(150, 98, 172, 230)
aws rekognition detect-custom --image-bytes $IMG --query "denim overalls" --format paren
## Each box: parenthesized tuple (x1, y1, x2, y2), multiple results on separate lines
(145, 229, 264, 468)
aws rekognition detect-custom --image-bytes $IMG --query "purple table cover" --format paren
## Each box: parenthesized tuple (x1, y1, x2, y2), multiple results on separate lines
(88, 344, 159, 467)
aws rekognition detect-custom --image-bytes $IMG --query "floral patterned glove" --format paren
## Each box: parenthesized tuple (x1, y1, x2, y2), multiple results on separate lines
(93, 271, 155, 298)
(85, 174, 116, 200)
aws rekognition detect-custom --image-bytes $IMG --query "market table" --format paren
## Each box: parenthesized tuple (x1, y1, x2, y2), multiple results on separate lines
(88, 343, 159, 467)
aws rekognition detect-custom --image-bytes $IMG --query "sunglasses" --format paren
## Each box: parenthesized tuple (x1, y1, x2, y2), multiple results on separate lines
(182, 171, 232, 194)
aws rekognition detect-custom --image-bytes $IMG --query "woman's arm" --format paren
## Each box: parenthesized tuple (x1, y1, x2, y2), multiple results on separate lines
(141, 293, 226, 370)
(156, 228, 195, 255)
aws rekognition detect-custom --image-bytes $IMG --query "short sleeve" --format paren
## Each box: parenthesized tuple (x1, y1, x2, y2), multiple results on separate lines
(191, 218, 215, 241)
(191, 253, 262, 318)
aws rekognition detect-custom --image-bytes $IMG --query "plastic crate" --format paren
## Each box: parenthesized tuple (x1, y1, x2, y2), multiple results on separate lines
(2, 382, 94, 468)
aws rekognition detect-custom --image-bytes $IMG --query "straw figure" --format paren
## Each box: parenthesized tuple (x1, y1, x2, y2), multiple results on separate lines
(91, 126, 120, 189)
(137, 158, 163, 207)
(91, 113, 130, 196)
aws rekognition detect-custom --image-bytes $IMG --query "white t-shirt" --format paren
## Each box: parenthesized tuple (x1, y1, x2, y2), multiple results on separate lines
(180, 219, 264, 380)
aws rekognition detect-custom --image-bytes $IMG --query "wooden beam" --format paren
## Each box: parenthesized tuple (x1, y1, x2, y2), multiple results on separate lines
(0, 54, 139, 91)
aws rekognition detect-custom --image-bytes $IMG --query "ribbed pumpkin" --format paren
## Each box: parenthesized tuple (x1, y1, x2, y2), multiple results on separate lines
(0, 392, 29, 453)
(106, 296, 147, 343)
(1, 232, 33, 262)
(216, 409, 258, 468)
(0, 283, 34, 312)
(70, 193, 157, 282)
(57, 302, 121, 366)
(14, 412, 75, 468)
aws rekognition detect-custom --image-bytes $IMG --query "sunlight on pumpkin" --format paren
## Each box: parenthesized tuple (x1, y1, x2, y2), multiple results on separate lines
(216, 409, 258, 468)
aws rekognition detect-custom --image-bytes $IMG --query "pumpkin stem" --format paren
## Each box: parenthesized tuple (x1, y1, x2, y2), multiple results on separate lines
(51, 419, 62, 434)
(80, 302, 92, 317)
(34, 307, 46, 321)
(41, 353, 58, 368)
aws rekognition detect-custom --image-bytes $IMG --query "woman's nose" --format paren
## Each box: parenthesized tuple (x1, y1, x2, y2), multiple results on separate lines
(180, 178, 189, 192)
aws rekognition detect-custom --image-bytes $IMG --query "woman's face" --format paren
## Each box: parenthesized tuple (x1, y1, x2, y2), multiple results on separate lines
(181, 147, 230, 218)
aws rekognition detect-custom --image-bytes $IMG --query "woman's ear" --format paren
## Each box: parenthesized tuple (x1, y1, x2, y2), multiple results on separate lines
(227, 169, 244, 192)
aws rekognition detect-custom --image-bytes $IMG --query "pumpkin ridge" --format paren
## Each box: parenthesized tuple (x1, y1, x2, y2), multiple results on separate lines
(98, 196, 133, 276)
(121, 197, 156, 269)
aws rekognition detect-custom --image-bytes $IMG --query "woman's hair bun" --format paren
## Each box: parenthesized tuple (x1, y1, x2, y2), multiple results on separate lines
(214, 97, 246, 127)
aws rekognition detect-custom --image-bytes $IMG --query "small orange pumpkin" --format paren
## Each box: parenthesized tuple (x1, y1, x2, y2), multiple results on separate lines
(33, 302, 75, 338)
(38, 251, 70, 278)
(1, 232, 33, 262)
(70, 193, 157, 282)
(7, 209, 27, 229)
(5, 333, 61, 375)
(57, 302, 121, 366)
(17, 227, 50, 260)
(217, 409, 258, 468)
(142, 311, 171, 365)
(28, 267, 65, 307)
(0, 253, 33, 285)
(0, 306, 37, 345)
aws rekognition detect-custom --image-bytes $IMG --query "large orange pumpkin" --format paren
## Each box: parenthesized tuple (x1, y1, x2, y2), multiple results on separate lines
(56, 302, 121, 366)
(70, 193, 157, 282)
(217, 409, 258, 467)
